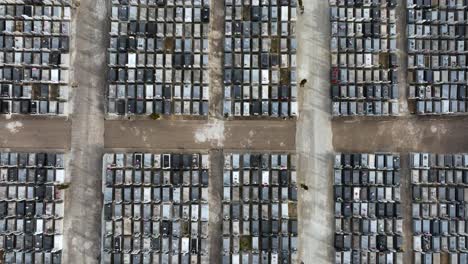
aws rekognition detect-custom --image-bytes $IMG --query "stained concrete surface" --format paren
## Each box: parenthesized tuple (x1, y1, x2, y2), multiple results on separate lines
(0, 119, 70, 150)
(295, 0, 335, 263)
(332, 116, 468, 153)
(208, 0, 225, 119)
(208, 150, 223, 264)
(104, 120, 296, 151)
(0, 118, 296, 152)
(62, 0, 107, 263)
(396, 0, 409, 114)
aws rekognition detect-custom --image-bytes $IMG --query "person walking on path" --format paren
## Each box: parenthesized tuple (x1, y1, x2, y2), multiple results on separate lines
(298, 0, 304, 14)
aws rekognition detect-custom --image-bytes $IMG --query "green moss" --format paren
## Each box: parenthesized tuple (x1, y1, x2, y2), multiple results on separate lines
(243, 6, 251, 20)
(57, 183, 70, 190)
(239, 236, 252, 251)
(182, 221, 190, 236)
(289, 202, 298, 218)
(164, 37, 174, 52)
(270, 37, 280, 53)
(149, 113, 161, 120)
(280, 68, 290, 85)
(50, 85, 59, 100)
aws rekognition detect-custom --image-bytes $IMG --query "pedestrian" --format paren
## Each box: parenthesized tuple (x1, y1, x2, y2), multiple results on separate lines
(300, 79, 307, 87)
(298, 0, 304, 14)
